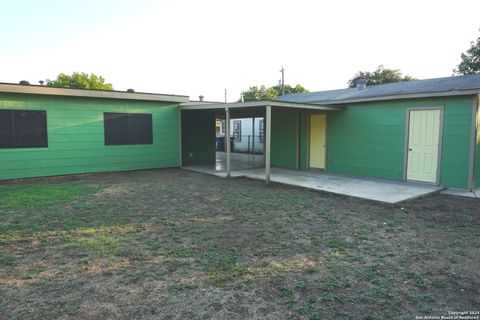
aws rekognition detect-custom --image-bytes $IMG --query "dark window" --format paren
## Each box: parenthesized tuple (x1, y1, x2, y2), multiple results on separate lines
(104, 112, 153, 145)
(104, 113, 130, 145)
(130, 113, 153, 144)
(0, 109, 48, 148)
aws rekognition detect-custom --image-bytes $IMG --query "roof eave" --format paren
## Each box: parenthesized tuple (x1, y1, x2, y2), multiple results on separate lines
(309, 89, 480, 105)
(180, 100, 342, 111)
(0, 83, 189, 103)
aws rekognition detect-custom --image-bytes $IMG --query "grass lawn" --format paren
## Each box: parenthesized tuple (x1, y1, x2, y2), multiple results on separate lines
(0, 169, 479, 319)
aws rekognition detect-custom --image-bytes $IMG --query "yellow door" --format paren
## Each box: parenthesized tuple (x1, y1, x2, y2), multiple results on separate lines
(406, 109, 441, 183)
(309, 114, 326, 169)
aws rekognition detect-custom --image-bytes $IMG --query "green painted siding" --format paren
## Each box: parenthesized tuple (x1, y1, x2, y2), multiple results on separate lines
(326, 96, 474, 188)
(476, 133, 480, 188)
(0, 93, 180, 180)
(299, 110, 309, 169)
(440, 99, 474, 188)
(271, 109, 298, 169)
(181, 110, 216, 165)
(475, 103, 480, 188)
(327, 104, 405, 180)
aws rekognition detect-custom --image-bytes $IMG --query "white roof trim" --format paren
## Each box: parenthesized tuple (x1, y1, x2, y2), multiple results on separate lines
(180, 100, 342, 111)
(0, 83, 189, 103)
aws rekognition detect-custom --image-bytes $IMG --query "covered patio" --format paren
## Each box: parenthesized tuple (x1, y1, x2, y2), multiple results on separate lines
(180, 100, 444, 203)
(180, 100, 341, 184)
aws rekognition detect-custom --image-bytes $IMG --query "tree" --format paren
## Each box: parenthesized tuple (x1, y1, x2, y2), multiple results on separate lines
(46, 72, 113, 90)
(239, 84, 308, 102)
(272, 84, 309, 95)
(347, 65, 415, 88)
(240, 85, 277, 101)
(454, 34, 480, 75)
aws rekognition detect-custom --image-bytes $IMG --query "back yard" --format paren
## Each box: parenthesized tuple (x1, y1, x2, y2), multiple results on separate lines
(0, 169, 479, 319)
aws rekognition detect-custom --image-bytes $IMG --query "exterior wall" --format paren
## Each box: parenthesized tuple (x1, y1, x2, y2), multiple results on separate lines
(440, 97, 475, 188)
(181, 110, 216, 165)
(299, 110, 309, 169)
(0, 93, 180, 180)
(271, 109, 298, 169)
(475, 101, 480, 188)
(270, 109, 309, 169)
(326, 96, 474, 188)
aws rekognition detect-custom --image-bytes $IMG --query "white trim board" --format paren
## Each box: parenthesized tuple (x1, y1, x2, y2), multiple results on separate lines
(180, 100, 342, 111)
(0, 83, 189, 103)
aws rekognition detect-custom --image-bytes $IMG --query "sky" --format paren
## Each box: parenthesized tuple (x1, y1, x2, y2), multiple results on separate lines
(0, 0, 479, 102)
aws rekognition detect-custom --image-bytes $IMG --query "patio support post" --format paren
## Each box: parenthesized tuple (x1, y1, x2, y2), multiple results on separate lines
(265, 105, 271, 185)
(225, 107, 231, 178)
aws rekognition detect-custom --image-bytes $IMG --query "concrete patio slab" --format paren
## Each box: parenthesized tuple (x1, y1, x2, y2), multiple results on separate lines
(183, 152, 445, 204)
(183, 166, 445, 204)
(182, 152, 263, 177)
(228, 168, 444, 204)
(441, 188, 480, 199)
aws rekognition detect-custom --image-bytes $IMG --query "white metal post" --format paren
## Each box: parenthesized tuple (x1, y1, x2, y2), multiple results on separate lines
(265, 105, 271, 185)
(225, 108, 231, 177)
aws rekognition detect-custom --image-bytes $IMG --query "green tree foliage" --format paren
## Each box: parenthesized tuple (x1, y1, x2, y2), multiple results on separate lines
(240, 85, 277, 101)
(46, 72, 113, 90)
(240, 84, 308, 102)
(272, 84, 309, 95)
(347, 65, 415, 88)
(454, 34, 480, 75)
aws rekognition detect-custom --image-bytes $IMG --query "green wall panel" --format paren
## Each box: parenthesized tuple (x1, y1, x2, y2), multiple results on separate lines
(181, 110, 216, 165)
(475, 104, 480, 188)
(326, 96, 474, 188)
(299, 110, 308, 169)
(439, 98, 473, 188)
(271, 109, 298, 169)
(0, 93, 181, 180)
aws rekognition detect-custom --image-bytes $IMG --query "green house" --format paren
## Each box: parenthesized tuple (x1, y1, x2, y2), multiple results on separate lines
(1, 74, 479, 193)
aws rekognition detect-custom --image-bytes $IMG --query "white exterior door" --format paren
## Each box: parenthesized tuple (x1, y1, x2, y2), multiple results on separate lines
(406, 109, 441, 183)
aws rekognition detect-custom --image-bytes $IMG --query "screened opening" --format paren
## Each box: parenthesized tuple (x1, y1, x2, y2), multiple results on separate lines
(0, 109, 48, 148)
(104, 112, 153, 145)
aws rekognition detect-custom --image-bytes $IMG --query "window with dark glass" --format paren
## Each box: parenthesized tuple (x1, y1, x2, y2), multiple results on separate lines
(104, 112, 153, 145)
(0, 109, 48, 148)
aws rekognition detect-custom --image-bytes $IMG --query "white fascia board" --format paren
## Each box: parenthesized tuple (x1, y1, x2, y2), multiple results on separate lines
(0, 83, 189, 103)
(180, 100, 342, 111)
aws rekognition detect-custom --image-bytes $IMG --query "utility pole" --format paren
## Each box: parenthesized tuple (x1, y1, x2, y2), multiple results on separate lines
(279, 66, 285, 96)
(224, 89, 227, 103)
